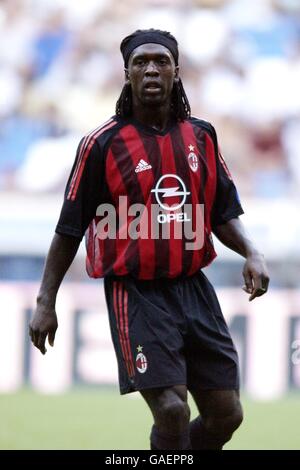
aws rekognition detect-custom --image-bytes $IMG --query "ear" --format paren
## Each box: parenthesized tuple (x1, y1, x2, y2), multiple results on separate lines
(124, 68, 130, 84)
(174, 66, 179, 83)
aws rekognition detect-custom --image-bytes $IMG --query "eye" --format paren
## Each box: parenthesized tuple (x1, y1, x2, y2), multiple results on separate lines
(159, 58, 168, 65)
(136, 59, 145, 66)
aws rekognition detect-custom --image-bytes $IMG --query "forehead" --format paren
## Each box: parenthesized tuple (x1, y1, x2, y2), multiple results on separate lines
(129, 43, 174, 62)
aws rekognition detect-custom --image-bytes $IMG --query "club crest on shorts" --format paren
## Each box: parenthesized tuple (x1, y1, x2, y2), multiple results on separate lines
(136, 345, 147, 374)
(187, 144, 198, 172)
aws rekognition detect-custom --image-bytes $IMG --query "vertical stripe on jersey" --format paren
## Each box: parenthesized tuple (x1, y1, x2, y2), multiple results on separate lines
(137, 132, 168, 279)
(169, 124, 194, 275)
(191, 125, 211, 219)
(192, 124, 217, 267)
(67, 119, 116, 201)
(97, 193, 117, 277)
(157, 134, 182, 278)
(179, 122, 208, 275)
(105, 148, 128, 276)
(109, 130, 146, 278)
(118, 125, 156, 279)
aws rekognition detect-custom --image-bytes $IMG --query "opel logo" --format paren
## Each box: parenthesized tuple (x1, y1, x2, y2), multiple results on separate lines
(151, 174, 190, 211)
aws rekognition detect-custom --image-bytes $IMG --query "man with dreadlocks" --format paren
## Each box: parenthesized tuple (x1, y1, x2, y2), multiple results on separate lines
(29, 29, 269, 450)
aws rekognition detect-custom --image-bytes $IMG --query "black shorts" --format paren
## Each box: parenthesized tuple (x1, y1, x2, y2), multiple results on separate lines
(104, 271, 240, 395)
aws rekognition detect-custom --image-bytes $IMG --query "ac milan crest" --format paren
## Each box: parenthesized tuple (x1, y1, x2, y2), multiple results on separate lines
(187, 145, 198, 172)
(136, 352, 148, 374)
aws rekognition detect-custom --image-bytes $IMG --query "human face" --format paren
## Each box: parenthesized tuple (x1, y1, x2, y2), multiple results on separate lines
(126, 43, 179, 107)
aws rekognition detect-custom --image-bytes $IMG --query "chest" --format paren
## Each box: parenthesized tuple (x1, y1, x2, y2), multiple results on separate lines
(105, 124, 216, 203)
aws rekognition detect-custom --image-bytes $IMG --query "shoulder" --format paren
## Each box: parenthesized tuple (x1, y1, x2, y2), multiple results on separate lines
(188, 116, 216, 137)
(83, 116, 121, 145)
(187, 117, 219, 150)
(76, 116, 125, 157)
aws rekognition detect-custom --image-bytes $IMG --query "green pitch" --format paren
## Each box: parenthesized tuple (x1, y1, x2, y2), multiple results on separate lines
(0, 388, 299, 449)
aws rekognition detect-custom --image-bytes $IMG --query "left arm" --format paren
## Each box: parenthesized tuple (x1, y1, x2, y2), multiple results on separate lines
(213, 217, 270, 301)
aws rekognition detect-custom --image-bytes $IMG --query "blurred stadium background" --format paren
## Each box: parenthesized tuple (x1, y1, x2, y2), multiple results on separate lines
(0, 0, 300, 450)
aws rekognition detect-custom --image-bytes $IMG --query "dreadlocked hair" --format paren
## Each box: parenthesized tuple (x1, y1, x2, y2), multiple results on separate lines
(115, 83, 133, 118)
(115, 77, 191, 121)
(170, 78, 191, 120)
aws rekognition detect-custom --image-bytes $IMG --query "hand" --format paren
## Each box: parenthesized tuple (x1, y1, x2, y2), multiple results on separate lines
(242, 253, 269, 301)
(29, 301, 58, 354)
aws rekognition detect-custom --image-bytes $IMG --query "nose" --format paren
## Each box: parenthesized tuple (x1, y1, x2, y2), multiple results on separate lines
(145, 61, 159, 76)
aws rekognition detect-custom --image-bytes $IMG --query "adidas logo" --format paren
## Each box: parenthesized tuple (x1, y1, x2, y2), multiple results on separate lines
(135, 159, 152, 173)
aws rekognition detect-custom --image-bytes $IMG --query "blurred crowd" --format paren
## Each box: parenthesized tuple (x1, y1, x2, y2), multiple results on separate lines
(1, 0, 300, 198)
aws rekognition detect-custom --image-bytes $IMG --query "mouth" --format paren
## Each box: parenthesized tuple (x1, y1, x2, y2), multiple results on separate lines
(144, 82, 162, 93)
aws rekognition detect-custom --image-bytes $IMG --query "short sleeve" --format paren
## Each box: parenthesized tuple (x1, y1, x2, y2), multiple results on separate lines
(210, 128, 244, 230)
(55, 137, 105, 239)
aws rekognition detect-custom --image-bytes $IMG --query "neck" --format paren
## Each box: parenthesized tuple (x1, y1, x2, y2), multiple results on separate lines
(132, 99, 173, 132)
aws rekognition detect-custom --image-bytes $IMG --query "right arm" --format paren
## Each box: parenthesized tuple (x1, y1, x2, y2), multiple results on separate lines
(30, 133, 107, 354)
(29, 233, 81, 354)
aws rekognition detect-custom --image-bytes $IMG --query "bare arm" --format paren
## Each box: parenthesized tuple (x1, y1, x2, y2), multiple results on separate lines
(29, 233, 81, 354)
(213, 217, 269, 301)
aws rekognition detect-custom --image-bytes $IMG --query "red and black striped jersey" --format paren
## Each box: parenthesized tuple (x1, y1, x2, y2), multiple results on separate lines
(56, 116, 244, 279)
